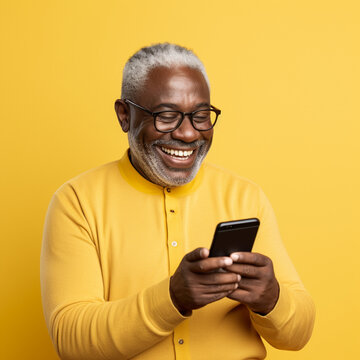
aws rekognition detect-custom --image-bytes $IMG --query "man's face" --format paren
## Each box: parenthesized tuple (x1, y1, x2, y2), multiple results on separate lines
(122, 66, 213, 187)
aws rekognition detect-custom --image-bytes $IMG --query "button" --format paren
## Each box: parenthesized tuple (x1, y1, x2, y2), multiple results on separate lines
(170, 209, 175, 213)
(178, 338, 184, 345)
(171, 241, 178, 247)
(166, 188, 171, 193)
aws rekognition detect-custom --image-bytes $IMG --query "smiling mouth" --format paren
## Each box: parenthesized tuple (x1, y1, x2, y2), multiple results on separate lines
(160, 146, 195, 160)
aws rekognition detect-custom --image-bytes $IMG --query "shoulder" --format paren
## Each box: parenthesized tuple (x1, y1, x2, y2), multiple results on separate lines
(54, 160, 122, 198)
(201, 162, 262, 192)
(199, 162, 273, 218)
(201, 162, 275, 218)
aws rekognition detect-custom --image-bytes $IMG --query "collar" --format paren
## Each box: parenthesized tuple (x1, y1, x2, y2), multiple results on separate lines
(118, 149, 204, 196)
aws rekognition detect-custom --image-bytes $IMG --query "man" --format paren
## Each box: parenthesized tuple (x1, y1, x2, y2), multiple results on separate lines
(41, 43, 315, 360)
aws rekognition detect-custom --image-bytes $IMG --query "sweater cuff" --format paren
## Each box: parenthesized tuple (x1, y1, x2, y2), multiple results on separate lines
(249, 282, 294, 330)
(139, 277, 189, 335)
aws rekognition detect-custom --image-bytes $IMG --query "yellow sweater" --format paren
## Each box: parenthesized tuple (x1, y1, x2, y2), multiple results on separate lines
(41, 151, 315, 360)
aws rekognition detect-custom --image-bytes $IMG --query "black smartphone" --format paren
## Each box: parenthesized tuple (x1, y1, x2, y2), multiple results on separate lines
(209, 218, 260, 257)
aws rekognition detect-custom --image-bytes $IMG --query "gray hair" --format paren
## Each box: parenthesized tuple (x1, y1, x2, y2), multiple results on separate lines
(121, 43, 210, 99)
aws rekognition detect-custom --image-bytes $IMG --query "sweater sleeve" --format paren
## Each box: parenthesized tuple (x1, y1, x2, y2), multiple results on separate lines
(40, 183, 186, 360)
(249, 188, 316, 350)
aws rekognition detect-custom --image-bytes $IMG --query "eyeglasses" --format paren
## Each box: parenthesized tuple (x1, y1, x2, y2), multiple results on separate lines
(124, 99, 221, 133)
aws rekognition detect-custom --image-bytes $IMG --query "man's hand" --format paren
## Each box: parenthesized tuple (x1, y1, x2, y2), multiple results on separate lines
(170, 248, 240, 315)
(225, 252, 279, 315)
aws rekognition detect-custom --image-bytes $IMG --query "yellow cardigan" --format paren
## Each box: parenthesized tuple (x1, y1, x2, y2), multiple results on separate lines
(41, 151, 315, 360)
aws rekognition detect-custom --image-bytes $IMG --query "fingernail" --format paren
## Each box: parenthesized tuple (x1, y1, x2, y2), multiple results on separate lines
(237, 274, 241, 281)
(231, 254, 239, 261)
(224, 258, 233, 266)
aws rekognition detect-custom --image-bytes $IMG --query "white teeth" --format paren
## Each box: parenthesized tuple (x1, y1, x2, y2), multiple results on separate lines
(161, 146, 194, 158)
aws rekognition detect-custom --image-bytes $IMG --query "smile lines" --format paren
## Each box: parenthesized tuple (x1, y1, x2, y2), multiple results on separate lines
(161, 146, 194, 158)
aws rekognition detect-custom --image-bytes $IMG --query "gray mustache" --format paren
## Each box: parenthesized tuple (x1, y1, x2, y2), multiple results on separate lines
(152, 139, 206, 149)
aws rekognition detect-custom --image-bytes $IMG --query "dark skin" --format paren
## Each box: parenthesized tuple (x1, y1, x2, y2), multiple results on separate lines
(115, 66, 279, 316)
(227, 252, 279, 315)
(169, 248, 239, 316)
(170, 248, 279, 316)
(115, 66, 213, 185)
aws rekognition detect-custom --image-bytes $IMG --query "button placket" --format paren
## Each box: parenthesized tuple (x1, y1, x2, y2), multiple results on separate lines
(163, 188, 183, 275)
(174, 324, 190, 359)
(163, 188, 190, 359)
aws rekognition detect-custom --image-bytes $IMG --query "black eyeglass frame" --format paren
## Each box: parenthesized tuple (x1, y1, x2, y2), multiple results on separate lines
(124, 99, 221, 133)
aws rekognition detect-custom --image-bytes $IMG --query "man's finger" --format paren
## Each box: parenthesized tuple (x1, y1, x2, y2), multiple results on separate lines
(185, 248, 209, 262)
(204, 282, 239, 294)
(225, 264, 259, 278)
(199, 272, 240, 285)
(190, 257, 233, 273)
(227, 288, 253, 303)
(230, 252, 269, 266)
(202, 291, 235, 304)
(236, 277, 259, 289)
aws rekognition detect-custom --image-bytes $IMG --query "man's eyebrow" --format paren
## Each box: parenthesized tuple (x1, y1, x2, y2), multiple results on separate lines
(194, 102, 211, 109)
(152, 102, 211, 111)
(152, 103, 178, 111)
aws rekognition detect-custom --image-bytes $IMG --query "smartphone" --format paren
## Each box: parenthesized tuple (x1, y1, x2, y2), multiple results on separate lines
(209, 218, 260, 257)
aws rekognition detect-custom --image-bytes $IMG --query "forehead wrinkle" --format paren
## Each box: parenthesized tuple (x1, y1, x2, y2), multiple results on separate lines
(151, 101, 210, 111)
(131, 66, 211, 132)
(148, 86, 210, 112)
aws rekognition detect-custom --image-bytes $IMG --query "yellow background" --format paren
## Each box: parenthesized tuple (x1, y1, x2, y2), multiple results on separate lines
(1, 0, 359, 358)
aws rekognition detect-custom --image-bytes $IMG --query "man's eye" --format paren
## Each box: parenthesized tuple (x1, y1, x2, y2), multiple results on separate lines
(158, 112, 179, 121)
(193, 111, 210, 121)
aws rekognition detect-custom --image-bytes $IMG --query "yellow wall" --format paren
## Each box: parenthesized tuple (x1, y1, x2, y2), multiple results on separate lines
(1, 1, 359, 358)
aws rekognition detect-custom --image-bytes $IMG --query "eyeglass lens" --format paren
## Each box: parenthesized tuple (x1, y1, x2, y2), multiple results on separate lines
(155, 110, 217, 132)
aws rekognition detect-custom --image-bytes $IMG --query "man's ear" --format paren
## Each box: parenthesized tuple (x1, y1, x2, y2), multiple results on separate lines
(115, 99, 130, 133)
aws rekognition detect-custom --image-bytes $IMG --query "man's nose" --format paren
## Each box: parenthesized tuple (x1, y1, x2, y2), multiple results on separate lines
(171, 115, 200, 143)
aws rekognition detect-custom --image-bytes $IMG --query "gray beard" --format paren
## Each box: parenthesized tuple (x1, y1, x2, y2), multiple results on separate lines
(128, 134, 211, 187)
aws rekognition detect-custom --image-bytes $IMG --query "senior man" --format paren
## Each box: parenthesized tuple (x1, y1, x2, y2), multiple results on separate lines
(41, 43, 315, 360)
